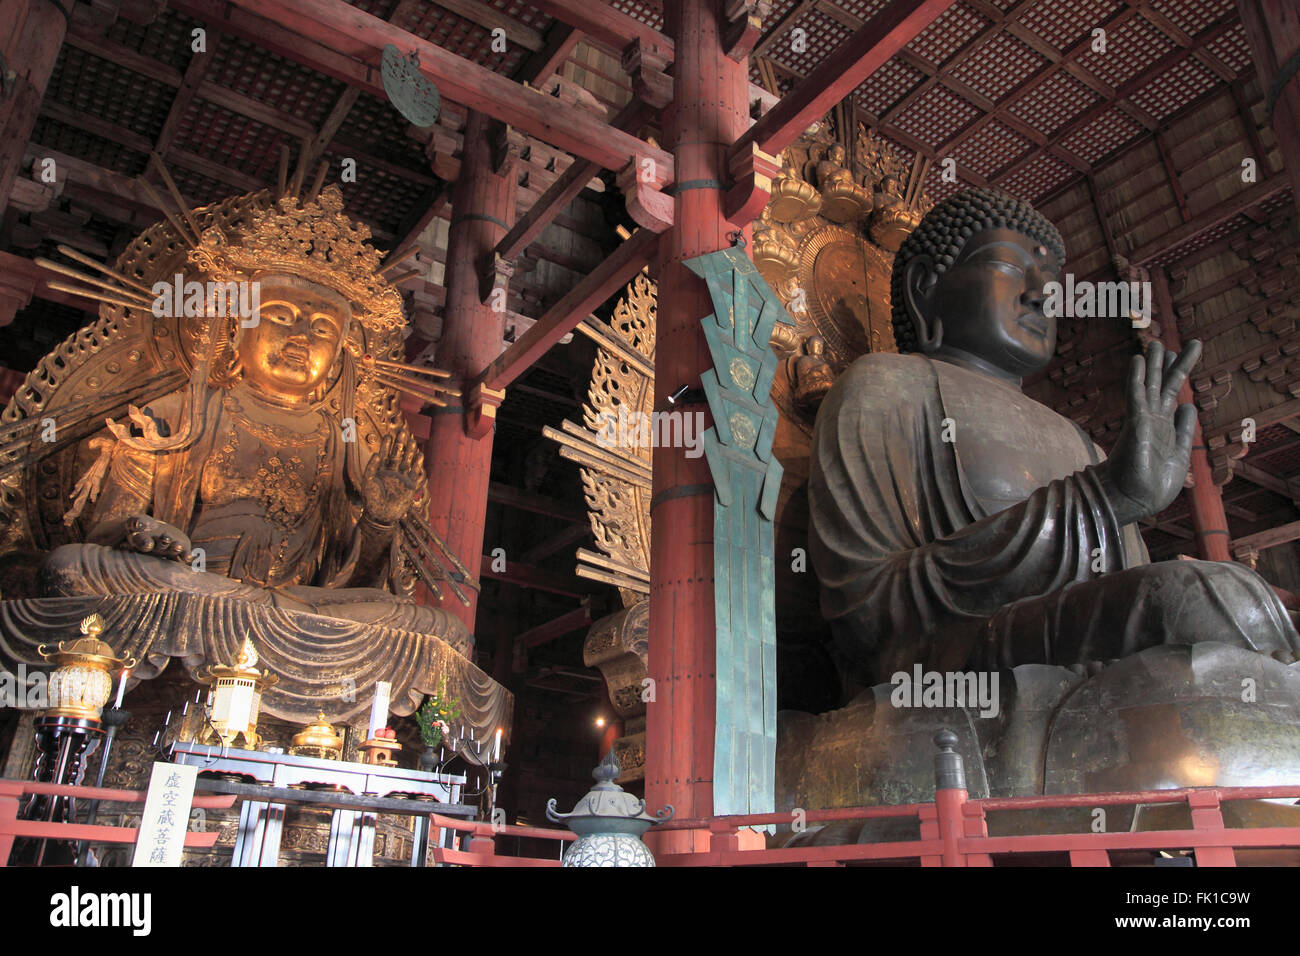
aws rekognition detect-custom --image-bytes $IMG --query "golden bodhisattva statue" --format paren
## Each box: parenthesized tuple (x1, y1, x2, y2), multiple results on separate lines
(0, 181, 508, 737)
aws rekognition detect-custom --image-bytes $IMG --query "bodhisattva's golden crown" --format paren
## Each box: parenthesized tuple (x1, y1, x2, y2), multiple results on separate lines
(188, 184, 405, 333)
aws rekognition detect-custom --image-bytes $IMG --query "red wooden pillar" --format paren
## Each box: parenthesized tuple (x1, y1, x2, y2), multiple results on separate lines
(0, 1, 66, 220)
(644, 0, 750, 855)
(1237, 0, 1300, 206)
(423, 111, 517, 634)
(1154, 269, 1232, 561)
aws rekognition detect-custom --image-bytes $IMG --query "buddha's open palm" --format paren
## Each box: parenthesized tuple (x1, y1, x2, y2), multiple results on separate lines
(361, 433, 422, 525)
(1097, 339, 1201, 526)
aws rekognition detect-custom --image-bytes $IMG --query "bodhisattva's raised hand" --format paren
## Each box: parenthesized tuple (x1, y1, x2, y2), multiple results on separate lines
(361, 433, 421, 527)
(1096, 338, 1202, 526)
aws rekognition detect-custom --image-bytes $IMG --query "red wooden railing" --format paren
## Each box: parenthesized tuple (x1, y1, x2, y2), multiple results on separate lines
(647, 784, 1300, 867)
(7, 777, 1299, 866)
(423, 811, 575, 867)
(0, 780, 235, 866)
(413, 785, 1300, 867)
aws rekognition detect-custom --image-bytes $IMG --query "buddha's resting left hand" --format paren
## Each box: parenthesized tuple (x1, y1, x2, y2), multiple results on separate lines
(123, 514, 193, 561)
(360, 433, 421, 526)
(1096, 339, 1202, 526)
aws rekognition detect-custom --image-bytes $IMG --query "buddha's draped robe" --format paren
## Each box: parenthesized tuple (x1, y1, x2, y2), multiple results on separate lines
(809, 352, 1299, 687)
(41, 385, 473, 655)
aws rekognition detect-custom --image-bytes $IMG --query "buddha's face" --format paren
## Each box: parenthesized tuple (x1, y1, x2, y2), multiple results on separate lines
(238, 275, 352, 404)
(909, 227, 1060, 378)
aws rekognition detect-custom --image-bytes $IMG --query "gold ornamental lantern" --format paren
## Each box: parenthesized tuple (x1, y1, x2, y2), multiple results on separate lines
(195, 638, 278, 750)
(37, 614, 135, 721)
(290, 713, 345, 760)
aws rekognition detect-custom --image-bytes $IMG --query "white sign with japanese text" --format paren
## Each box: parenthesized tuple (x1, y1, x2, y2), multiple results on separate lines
(131, 762, 199, 867)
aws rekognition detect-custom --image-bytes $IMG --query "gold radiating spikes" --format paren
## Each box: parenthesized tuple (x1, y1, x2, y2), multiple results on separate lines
(44, 281, 154, 312)
(0, 371, 187, 478)
(360, 354, 459, 407)
(379, 244, 422, 274)
(400, 525, 466, 606)
(35, 259, 154, 307)
(369, 372, 459, 407)
(305, 161, 329, 205)
(138, 177, 201, 249)
(404, 507, 477, 586)
(575, 315, 654, 380)
(543, 425, 652, 490)
(149, 152, 203, 244)
(276, 144, 290, 202)
(576, 565, 649, 594)
(575, 547, 649, 583)
(904, 155, 930, 212)
(549, 419, 650, 476)
(398, 535, 444, 603)
(55, 245, 154, 296)
(383, 268, 423, 286)
(362, 355, 452, 379)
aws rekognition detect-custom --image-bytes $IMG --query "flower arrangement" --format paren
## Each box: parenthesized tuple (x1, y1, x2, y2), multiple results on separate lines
(416, 680, 462, 749)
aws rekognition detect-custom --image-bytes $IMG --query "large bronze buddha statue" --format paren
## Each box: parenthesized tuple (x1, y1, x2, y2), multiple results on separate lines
(778, 188, 1300, 819)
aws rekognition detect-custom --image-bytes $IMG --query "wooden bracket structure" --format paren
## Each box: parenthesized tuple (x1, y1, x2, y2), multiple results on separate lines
(723, 142, 780, 227)
(722, 0, 770, 63)
(620, 38, 673, 110)
(0, 266, 35, 328)
(617, 159, 674, 233)
(490, 121, 523, 176)
(465, 382, 507, 439)
(478, 251, 516, 306)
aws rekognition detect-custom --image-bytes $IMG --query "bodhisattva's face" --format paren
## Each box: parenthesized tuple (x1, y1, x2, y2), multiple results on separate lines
(239, 275, 352, 405)
(909, 227, 1060, 380)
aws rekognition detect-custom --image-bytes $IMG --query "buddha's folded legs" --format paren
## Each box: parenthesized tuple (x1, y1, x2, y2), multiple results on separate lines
(981, 559, 1300, 669)
(40, 543, 473, 656)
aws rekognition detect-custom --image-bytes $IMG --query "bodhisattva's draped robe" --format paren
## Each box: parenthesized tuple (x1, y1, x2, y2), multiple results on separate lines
(809, 352, 1299, 688)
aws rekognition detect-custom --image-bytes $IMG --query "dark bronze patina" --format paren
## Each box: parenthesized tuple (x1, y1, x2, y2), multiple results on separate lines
(781, 187, 1300, 826)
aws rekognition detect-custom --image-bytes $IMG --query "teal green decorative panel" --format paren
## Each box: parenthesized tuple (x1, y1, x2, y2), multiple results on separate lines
(683, 242, 793, 819)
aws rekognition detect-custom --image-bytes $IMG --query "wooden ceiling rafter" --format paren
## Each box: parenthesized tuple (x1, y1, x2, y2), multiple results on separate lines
(991, 10, 1240, 187)
(930, 3, 1152, 179)
(735, 0, 958, 159)
(222, 0, 673, 182)
(751, 53, 990, 186)
(525, 0, 673, 61)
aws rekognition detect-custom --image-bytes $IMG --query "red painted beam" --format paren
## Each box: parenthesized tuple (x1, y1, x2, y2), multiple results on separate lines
(526, 0, 674, 61)
(227, 0, 673, 180)
(479, 554, 595, 598)
(518, 604, 594, 649)
(519, 23, 584, 86)
(479, 228, 659, 389)
(170, 0, 385, 96)
(734, 0, 956, 158)
(1128, 174, 1289, 265)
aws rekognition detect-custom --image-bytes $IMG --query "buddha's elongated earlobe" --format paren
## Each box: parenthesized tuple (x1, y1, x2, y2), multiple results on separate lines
(904, 255, 943, 352)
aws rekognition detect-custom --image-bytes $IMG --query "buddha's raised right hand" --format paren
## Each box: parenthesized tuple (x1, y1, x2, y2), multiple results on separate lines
(1096, 339, 1202, 527)
(123, 514, 193, 562)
